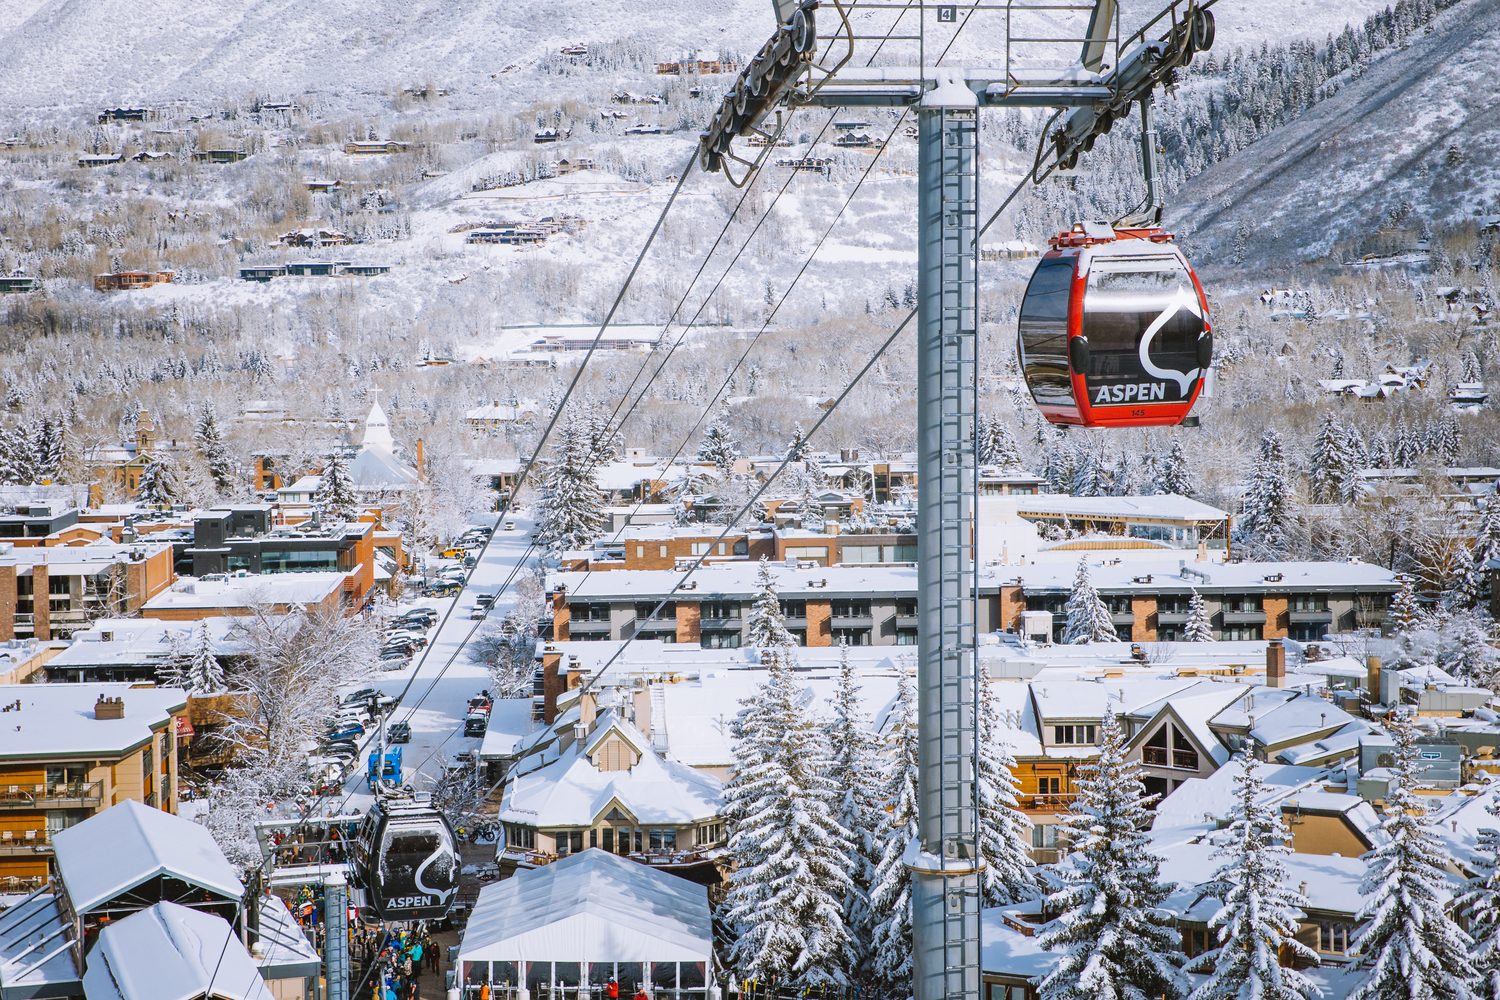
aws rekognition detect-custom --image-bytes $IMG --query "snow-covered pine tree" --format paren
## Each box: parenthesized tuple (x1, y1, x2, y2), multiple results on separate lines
(1236, 430, 1301, 558)
(744, 557, 798, 653)
(1309, 411, 1360, 504)
(1063, 557, 1118, 643)
(1109, 454, 1136, 496)
(1460, 801, 1500, 1000)
(787, 423, 812, 463)
(723, 648, 856, 984)
(156, 630, 192, 689)
(1389, 578, 1424, 631)
(315, 451, 359, 520)
(1349, 712, 1476, 1000)
(825, 639, 884, 969)
(1037, 710, 1187, 1000)
(990, 421, 1025, 470)
(34, 417, 64, 483)
(1474, 500, 1500, 580)
(699, 417, 741, 476)
(1069, 449, 1105, 497)
(1187, 757, 1321, 1000)
(869, 664, 919, 987)
(187, 619, 225, 694)
(533, 420, 606, 551)
(1184, 589, 1215, 642)
(977, 668, 1036, 906)
(1435, 412, 1461, 467)
(195, 403, 236, 496)
(1394, 416, 1420, 468)
(136, 455, 179, 506)
(1154, 439, 1193, 496)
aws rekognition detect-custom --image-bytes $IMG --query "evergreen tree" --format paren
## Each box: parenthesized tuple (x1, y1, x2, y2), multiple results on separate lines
(699, 417, 741, 476)
(1037, 711, 1187, 1000)
(1349, 713, 1476, 1000)
(1308, 411, 1360, 503)
(744, 557, 798, 653)
(1069, 449, 1105, 497)
(979, 417, 1024, 470)
(1460, 801, 1500, 1000)
(1394, 416, 1420, 468)
(869, 665, 919, 987)
(156, 630, 192, 689)
(136, 455, 179, 506)
(787, 423, 812, 463)
(1109, 454, 1137, 497)
(533, 420, 606, 551)
(723, 648, 856, 984)
(34, 417, 65, 483)
(1435, 413, 1461, 467)
(187, 619, 225, 694)
(1389, 578, 1425, 631)
(1236, 430, 1301, 558)
(1187, 758, 1321, 1000)
(825, 639, 884, 970)
(977, 668, 1036, 906)
(196, 403, 236, 496)
(1184, 589, 1215, 642)
(315, 451, 359, 520)
(1063, 558, 1118, 643)
(1154, 439, 1193, 496)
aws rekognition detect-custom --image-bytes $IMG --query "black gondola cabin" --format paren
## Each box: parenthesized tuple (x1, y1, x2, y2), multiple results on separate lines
(355, 798, 460, 922)
(1018, 222, 1212, 428)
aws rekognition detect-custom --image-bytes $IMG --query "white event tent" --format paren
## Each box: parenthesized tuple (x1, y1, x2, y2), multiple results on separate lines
(457, 849, 713, 995)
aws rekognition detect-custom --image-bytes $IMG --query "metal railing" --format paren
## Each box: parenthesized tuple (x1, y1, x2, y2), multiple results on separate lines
(0, 780, 104, 808)
(0, 829, 54, 854)
(1142, 747, 1199, 770)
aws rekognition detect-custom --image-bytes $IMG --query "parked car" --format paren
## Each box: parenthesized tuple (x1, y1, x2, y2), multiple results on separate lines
(503, 521, 516, 531)
(342, 688, 380, 706)
(468, 694, 492, 715)
(387, 720, 412, 744)
(463, 713, 489, 738)
(380, 650, 412, 665)
(469, 606, 488, 621)
(382, 629, 428, 648)
(327, 720, 365, 741)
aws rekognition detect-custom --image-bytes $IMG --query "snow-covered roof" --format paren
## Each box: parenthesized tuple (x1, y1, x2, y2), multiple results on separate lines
(52, 800, 243, 914)
(252, 893, 322, 979)
(1154, 759, 1334, 831)
(479, 698, 538, 762)
(1210, 688, 1356, 749)
(556, 563, 918, 600)
(460, 849, 711, 964)
(347, 444, 418, 489)
(1013, 493, 1228, 522)
(1029, 677, 1206, 723)
(1157, 842, 1367, 920)
(0, 892, 78, 994)
(143, 571, 348, 612)
(46, 617, 244, 670)
(1127, 679, 1249, 765)
(1005, 557, 1398, 593)
(0, 683, 185, 758)
(499, 717, 723, 826)
(82, 901, 273, 1000)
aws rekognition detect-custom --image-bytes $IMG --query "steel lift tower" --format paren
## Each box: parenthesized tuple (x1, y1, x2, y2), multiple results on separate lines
(699, 2, 1215, 998)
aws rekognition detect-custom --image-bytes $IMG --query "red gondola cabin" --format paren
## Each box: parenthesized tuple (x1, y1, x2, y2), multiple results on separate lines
(1017, 222, 1212, 428)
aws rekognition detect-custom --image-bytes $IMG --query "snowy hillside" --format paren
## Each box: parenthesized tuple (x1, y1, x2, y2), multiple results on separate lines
(1167, 0, 1500, 267)
(0, 0, 1408, 109)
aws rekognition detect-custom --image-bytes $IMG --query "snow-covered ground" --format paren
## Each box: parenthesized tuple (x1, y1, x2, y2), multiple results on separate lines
(334, 509, 538, 811)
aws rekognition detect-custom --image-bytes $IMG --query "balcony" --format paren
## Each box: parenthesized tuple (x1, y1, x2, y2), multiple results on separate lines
(1142, 747, 1200, 770)
(1289, 609, 1333, 622)
(1019, 793, 1076, 811)
(831, 615, 875, 628)
(1155, 611, 1190, 625)
(698, 618, 741, 631)
(1221, 610, 1267, 624)
(0, 829, 54, 855)
(895, 614, 919, 630)
(0, 780, 103, 809)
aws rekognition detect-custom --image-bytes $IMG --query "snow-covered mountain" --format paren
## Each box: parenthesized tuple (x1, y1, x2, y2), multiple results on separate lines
(0, 0, 1408, 110)
(1168, 0, 1500, 267)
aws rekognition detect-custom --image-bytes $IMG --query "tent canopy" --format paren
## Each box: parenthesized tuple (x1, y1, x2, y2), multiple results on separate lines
(52, 800, 243, 915)
(460, 850, 711, 965)
(81, 901, 273, 1000)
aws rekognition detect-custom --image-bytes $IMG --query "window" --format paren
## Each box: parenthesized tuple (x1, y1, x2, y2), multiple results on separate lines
(896, 598, 918, 616)
(780, 600, 806, 619)
(1222, 625, 1263, 641)
(1053, 725, 1096, 745)
(842, 545, 881, 564)
(1157, 594, 1192, 614)
(1018, 257, 1076, 407)
(590, 828, 598, 848)
(1103, 595, 1132, 614)
(896, 629, 918, 645)
(1181, 926, 1210, 958)
(831, 599, 871, 618)
(785, 546, 828, 561)
(259, 549, 339, 573)
(691, 542, 711, 555)
(45, 766, 86, 795)
(1026, 595, 1066, 614)
(1037, 776, 1061, 795)
(1288, 624, 1324, 642)
(701, 630, 741, 649)
(634, 601, 675, 621)
(1318, 921, 1351, 954)
(648, 829, 677, 851)
(505, 825, 535, 850)
(659, 545, 668, 558)
(1290, 593, 1328, 611)
(48, 576, 70, 595)
(1224, 594, 1263, 612)
(569, 603, 612, 622)
(696, 823, 723, 845)
(601, 828, 613, 852)
(701, 601, 740, 620)
(788, 629, 807, 646)
(1031, 824, 1059, 849)
(832, 627, 871, 645)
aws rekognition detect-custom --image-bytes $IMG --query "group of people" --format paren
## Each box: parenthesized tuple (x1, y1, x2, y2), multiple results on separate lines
(468, 977, 651, 1000)
(369, 924, 440, 1000)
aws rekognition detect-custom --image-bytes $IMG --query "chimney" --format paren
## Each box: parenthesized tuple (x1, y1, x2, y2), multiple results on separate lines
(1366, 655, 1382, 698)
(94, 695, 124, 720)
(1266, 639, 1286, 688)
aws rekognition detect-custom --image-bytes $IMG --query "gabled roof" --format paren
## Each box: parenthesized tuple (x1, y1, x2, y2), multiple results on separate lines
(583, 710, 650, 759)
(81, 901, 272, 1000)
(51, 800, 243, 915)
(460, 849, 710, 963)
